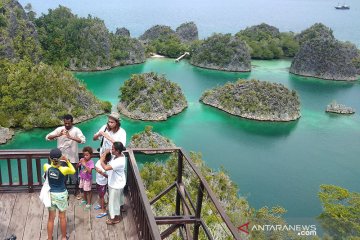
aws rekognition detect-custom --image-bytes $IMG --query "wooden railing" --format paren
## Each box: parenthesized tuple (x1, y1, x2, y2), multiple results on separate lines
(0, 148, 241, 240)
(126, 148, 241, 240)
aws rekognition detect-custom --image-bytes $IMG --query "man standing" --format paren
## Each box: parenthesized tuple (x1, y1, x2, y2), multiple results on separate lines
(46, 114, 86, 195)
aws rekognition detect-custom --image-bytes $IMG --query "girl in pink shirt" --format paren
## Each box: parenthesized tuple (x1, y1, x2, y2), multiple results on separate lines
(78, 146, 94, 210)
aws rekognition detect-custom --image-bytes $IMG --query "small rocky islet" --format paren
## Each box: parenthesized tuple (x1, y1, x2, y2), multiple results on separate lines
(326, 101, 355, 114)
(117, 72, 188, 121)
(200, 79, 301, 122)
(128, 126, 176, 153)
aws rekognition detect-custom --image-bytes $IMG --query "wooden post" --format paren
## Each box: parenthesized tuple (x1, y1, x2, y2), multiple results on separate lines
(176, 150, 183, 216)
(194, 182, 204, 240)
(26, 155, 34, 193)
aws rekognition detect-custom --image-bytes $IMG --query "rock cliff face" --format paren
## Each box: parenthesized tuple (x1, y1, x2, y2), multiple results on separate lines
(139, 25, 176, 43)
(0, 127, 14, 144)
(0, 0, 42, 62)
(110, 35, 146, 66)
(68, 21, 111, 71)
(200, 79, 300, 121)
(190, 33, 251, 72)
(118, 72, 187, 121)
(176, 22, 198, 42)
(128, 126, 176, 151)
(115, 27, 130, 37)
(295, 23, 334, 46)
(290, 38, 358, 81)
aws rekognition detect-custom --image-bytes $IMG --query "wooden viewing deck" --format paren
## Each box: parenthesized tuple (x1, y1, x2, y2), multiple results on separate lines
(0, 148, 241, 240)
(0, 193, 138, 240)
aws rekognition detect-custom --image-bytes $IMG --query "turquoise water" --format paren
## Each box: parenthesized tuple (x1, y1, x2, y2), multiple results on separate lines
(19, 0, 360, 46)
(2, 59, 360, 229)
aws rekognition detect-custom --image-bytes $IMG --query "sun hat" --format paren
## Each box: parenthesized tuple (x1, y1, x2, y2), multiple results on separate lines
(108, 112, 121, 121)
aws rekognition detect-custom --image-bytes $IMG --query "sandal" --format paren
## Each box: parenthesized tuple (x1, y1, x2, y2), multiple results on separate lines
(96, 212, 108, 218)
(106, 218, 121, 225)
(94, 204, 101, 210)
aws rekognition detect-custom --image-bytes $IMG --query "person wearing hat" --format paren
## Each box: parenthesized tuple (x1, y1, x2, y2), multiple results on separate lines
(93, 112, 126, 155)
(44, 148, 76, 240)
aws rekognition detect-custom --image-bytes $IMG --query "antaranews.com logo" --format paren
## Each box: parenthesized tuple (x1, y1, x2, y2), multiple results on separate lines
(238, 222, 317, 236)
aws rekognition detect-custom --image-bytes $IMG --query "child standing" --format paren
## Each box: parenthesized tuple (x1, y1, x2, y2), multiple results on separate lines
(78, 146, 94, 210)
(94, 151, 111, 218)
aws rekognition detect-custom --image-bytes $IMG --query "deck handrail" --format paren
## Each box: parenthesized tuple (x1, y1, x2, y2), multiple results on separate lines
(0, 149, 97, 192)
(128, 148, 241, 240)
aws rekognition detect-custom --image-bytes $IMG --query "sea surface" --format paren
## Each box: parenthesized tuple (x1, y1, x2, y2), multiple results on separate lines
(19, 0, 360, 46)
(5, 0, 360, 233)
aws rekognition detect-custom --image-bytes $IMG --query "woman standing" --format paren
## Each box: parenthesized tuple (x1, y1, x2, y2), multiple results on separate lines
(100, 142, 126, 225)
(43, 148, 75, 240)
(93, 112, 126, 155)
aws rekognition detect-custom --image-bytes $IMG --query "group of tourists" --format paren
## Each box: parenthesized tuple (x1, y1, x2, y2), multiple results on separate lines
(43, 112, 126, 240)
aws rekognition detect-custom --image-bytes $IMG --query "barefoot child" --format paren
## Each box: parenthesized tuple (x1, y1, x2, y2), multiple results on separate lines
(94, 151, 111, 218)
(78, 146, 94, 210)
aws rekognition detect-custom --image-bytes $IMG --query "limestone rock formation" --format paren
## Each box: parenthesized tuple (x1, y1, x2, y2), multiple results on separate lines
(118, 72, 187, 121)
(111, 36, 146, 66)
(0, 0, 42, 62)
(326, 101, 355, 114)
(290, 38, 358, 81)
(128, 126, 176, 152)
(239, 23, 281, 39)
(139, 25, 176, 43)
(115, 27, 130, 37)
(0, 127, 14, 144)
(200, 79, 300, 121)
(190, 33, 251, 72)
(176, 22, 198, 42)
(295, 23, 334, 46)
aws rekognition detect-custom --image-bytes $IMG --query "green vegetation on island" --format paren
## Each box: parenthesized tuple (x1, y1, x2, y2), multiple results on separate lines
(140, 152, 303, 240)
(236, 23, 299, 59)
(35, 6, 145, 70)
(190, 33, 251, 72)
(290, 23, 360, 81)
(118, 72, 187, 121)
(318, 185, 360, 239)
(200, 79, 300, 121)
(0, 59, 110, 129)
(128, 125, 176, 149)
(140, 24, 195, 58)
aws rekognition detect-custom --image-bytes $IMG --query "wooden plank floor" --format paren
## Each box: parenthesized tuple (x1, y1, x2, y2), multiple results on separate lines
(0, 192, 139, 240)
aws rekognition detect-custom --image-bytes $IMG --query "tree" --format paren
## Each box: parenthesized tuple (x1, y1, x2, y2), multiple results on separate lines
(318, 185, 360, 239)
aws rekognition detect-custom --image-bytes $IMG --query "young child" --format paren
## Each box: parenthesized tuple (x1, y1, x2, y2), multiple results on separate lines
(94, 151, 111, 218)
(78, 146, 94, 210)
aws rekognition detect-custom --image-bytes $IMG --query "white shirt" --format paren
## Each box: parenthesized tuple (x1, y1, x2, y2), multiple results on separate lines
(96, 124, 126, 155)
(107, 155, 126, 189)
(95, 160, 107, 185)
(45, 126, 85, 163)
